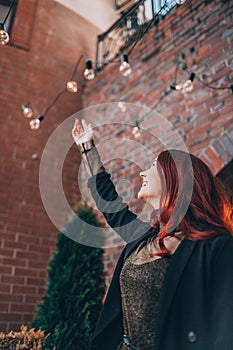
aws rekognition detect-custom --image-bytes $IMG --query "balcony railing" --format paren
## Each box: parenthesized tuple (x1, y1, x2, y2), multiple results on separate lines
(96, 0, 177, 72)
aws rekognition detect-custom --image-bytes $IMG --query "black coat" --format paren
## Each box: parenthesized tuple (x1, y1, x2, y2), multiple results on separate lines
(88, 172, 233, 350)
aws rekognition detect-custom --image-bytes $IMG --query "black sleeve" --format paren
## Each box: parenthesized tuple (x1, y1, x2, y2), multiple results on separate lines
(88, 172, 152, 243)
(210, 235, 233, 349)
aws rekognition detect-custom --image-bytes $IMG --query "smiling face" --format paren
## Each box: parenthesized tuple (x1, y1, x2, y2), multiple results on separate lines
(137, 158, 162, 209)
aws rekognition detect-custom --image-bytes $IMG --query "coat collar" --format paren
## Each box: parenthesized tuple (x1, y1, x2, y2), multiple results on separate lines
(123, 229, 157, 262)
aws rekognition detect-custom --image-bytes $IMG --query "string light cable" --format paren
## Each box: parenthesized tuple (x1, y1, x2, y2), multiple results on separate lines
(20, 0, 188, 130)
(170, 54, 232, 94)
(190, 71, 233, 93)
(17, 0, 232, 131)
(22, 55, 94, 129)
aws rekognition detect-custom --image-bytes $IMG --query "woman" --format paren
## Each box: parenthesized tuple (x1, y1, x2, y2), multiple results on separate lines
(72, 119, 233, 350)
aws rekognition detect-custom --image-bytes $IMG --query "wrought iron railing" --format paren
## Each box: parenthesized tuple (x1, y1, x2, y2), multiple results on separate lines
(96, 0, 177, 72)
(0, 0, 18, 35)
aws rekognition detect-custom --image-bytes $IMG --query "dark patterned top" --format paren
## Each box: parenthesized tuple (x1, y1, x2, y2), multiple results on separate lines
(119, 253, 170, 350)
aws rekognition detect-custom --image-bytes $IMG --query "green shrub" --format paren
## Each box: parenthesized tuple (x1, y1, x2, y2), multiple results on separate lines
(33, 204, 105, 350)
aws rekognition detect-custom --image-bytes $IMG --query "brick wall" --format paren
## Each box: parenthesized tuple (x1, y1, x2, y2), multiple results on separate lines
(0, 0, 99, 332)
(83, 0, 233, 288)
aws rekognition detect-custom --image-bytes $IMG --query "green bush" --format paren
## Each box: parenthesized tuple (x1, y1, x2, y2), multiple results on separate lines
(33, 204, 105, 350)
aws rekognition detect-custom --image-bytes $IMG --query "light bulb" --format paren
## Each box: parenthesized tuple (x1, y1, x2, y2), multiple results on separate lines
(66, 81, 78, 93)
(175, 0, 187, 4)
(118, 101, 127, 112)
(170, 83, 183, 91)
(84, 60, 95, 80)
(31, 153, 38, 160)
(132, 122, 141, 139)
(30, 119, 40, 130)
(21, 104, 33, 118)
(176, 84, 183, 91)
(182, 80, 193, 93)
(0, 24, 9, 45)
(29, 115, 44, 130)
(119, 54, 132, 77)
(182, 73, 195, 93)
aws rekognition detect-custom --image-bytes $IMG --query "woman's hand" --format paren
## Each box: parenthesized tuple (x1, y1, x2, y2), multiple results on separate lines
(72, 118, 94, 146)
(72, 118, 104, 177)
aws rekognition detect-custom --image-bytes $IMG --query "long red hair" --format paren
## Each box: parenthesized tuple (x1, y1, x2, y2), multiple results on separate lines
(153, 150, 233, 256)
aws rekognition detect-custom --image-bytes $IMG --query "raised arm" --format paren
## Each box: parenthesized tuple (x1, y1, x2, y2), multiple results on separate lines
(72, 119, 153, 243)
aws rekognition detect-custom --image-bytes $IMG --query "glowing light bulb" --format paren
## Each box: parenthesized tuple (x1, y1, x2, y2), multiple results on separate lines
(66, 81, 78, 93)
(132, 122, 141, 139)
(30, 119, 40, 130)
(119, 54, 132, 77)
(118, 101, 127, 112)
(175, 0, 187, 4)
(21, 104, 33, 118)
(170, 83, 183, 91)
(31, 153, 38, 160)
(0, 24, 9, 45)
(84, 60, 95, 80)
(182, 73, 195, 94)
(175, 84, 183, 91)
(29, 115, 44, 130)
(182, 80, 193, 93)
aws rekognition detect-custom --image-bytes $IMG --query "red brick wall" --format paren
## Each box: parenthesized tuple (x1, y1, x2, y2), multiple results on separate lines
(83, 0, 233, 288)
(0, 0, 99, 332)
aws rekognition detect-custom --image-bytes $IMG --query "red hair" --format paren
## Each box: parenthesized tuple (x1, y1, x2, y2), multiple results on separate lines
(152, 150, 233, 256)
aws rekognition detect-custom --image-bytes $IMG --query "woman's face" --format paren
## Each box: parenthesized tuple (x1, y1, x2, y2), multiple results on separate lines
(138, 158, 162, 209)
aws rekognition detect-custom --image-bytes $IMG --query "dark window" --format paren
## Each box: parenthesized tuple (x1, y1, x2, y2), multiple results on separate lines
(0, 0, 18, 34)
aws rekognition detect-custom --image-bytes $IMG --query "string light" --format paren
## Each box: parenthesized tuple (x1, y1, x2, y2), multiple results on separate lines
(17, 1, 198, 130)
(0, 24, 9, 45)
(21, 55, 96, 129)
(10, 0, 231, 130)
(119, 54, 132, 77)
(66, 81, 78, 93)
(21, 104, 33, 118)
(22, 89, 67, 130)
(170, 72, 195, 94)
(132, 121, 141, 139)
(182, 72, 195, 93)
(118, 101, 127, 112)
(29, 115, 44, 130)
(84, 60, 95, 81)
(170, 83, 183, 91)
(31, 153, 38, 160)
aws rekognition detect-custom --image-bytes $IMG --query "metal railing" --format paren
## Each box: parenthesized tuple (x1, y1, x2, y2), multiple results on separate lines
(95, 0, 177, 72)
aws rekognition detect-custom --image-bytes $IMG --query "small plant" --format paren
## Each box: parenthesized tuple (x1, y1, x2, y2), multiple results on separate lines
(0, 325, 50, 350)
